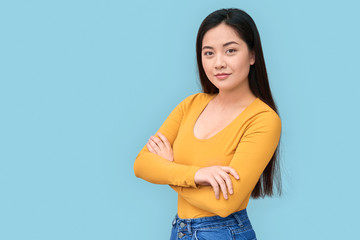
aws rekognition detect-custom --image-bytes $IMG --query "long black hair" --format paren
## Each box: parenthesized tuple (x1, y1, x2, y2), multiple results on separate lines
(196, 8, 282, 198)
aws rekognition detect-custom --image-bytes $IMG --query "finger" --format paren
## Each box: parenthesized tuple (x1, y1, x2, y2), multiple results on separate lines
(157, 132, 172, 150)
(148, 138, 160, 153)
(218, 170, 233, 195)
(146, 142, 155, 153)
(214, 174, 228, 200)
(221, 166, 240, 180)
(208, 178, 220, 200)
(150, 136, 165, 150)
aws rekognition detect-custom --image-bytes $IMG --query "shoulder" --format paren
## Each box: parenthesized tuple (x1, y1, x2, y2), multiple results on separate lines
(245, 98, 282, 132)
(182, 92, 212, 102)
(177, 92, 214, 108)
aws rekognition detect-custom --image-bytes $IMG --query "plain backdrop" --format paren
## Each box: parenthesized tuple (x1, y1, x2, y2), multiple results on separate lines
(1, 0, 359, 239)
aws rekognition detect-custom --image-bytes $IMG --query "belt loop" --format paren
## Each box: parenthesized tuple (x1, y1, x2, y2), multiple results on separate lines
(186, 219, 192, 234)
(232, 212, 244, 227)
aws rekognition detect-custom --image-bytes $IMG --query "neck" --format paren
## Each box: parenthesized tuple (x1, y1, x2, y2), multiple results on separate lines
(213, 81, 257, 108)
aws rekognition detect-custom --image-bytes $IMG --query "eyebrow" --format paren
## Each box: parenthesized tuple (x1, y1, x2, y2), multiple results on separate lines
(202, 41, 239, 50)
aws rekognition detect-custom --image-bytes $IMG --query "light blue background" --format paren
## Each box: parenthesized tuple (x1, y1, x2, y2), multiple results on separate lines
(1, 0, 359, 239)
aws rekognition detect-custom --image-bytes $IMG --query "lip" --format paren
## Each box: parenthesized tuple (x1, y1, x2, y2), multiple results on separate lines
(215, 73, 231, 80)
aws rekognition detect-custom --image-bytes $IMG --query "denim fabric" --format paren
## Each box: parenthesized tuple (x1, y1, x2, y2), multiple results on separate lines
(169, 209, 257, 240)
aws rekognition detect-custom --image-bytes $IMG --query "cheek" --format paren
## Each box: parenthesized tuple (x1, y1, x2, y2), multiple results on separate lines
(201, 58, 213, 73)
(232, 56, 251, 72)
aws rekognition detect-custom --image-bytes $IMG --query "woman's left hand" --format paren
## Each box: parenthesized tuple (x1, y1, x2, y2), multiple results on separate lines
(146, 132, 174, 162)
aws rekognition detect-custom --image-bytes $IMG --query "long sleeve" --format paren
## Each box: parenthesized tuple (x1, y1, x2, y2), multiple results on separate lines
(133, 94, 202, 188)
(169, 112, 281, 217)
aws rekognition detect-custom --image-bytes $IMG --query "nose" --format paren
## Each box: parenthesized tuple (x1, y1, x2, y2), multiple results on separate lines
(214, 54, 226, 70)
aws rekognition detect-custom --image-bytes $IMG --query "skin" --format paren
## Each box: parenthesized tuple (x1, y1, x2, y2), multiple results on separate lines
(147, 22, 256, 200)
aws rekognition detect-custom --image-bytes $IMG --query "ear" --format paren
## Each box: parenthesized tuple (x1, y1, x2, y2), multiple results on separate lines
(250, 50, 255, 65)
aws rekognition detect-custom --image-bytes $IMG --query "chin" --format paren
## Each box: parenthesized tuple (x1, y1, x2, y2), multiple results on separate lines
(211, 81, 236, 89)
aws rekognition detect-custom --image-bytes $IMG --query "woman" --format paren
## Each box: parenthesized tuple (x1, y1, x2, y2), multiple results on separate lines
(134, 8, 282, 240)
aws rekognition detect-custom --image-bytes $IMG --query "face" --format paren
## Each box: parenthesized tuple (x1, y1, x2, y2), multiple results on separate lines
(201, 22, 255, 93)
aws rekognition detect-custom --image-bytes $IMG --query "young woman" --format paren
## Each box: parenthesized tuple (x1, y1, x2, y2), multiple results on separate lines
(134, 8, 282, 240)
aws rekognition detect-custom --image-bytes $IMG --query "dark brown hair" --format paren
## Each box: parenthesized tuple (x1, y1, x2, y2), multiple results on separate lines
(196, 8, 282, 198)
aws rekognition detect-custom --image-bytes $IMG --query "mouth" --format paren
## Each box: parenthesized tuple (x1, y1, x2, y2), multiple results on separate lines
(215, 73, 231, 80)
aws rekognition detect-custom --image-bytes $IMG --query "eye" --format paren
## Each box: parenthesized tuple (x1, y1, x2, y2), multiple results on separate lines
(203, 51, 213, 56)
(226, 49, 237, 54)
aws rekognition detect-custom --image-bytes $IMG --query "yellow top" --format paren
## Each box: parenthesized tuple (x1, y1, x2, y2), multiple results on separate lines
(134, 92, 281, 218)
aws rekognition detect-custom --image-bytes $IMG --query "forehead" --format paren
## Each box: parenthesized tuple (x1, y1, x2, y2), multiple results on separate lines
(202, 23, 243, 46)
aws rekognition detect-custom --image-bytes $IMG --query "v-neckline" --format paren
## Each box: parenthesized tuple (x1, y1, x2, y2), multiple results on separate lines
(192, 94, 259, 142)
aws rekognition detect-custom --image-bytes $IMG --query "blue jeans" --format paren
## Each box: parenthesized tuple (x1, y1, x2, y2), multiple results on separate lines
(170, 208, 257, 240)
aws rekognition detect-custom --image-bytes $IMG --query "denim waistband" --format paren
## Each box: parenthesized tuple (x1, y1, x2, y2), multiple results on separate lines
(172, 209, 250, 232)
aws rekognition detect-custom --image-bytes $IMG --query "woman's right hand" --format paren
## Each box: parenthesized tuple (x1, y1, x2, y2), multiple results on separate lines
(194, 166, 240, 200)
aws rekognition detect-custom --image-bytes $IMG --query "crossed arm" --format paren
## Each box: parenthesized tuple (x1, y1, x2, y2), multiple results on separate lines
(133, 94, 281, 218)
(145, 113, 281, 218)
(133, 93, 238, 191)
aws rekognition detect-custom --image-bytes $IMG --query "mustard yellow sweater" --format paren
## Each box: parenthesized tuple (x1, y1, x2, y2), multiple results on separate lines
(134, 92, 281, 218)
